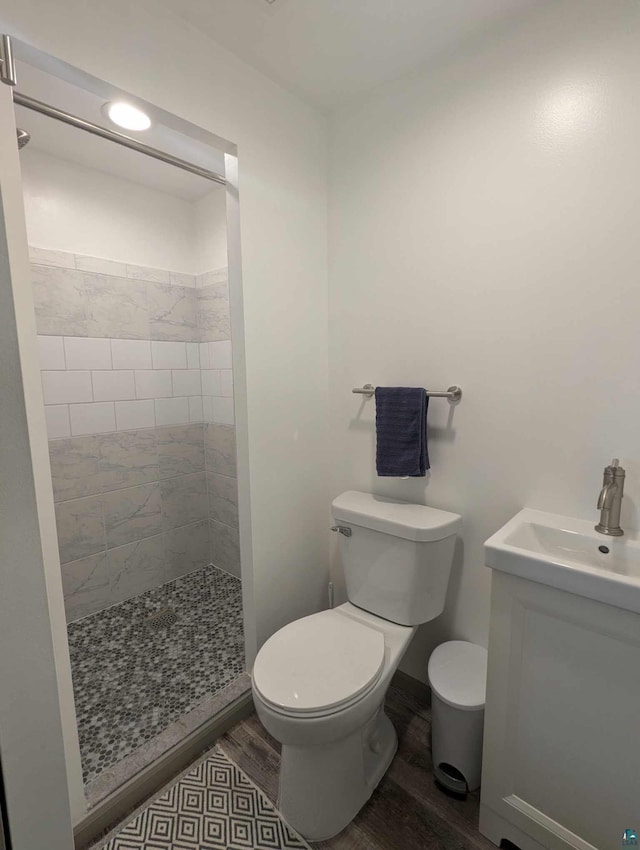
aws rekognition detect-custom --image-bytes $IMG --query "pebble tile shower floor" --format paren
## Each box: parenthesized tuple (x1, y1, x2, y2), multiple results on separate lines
(67, 565, 244, 785)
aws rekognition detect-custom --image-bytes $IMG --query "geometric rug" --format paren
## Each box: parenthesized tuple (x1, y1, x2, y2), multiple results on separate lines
(100, 749, 311, 850)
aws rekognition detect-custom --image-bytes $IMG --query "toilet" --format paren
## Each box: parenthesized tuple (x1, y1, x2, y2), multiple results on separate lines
(251, 490, 462, 840)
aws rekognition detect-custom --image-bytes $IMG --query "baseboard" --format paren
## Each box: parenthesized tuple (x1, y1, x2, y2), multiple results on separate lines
(391, 669, 431, 704)
(74, 689, 254, 849)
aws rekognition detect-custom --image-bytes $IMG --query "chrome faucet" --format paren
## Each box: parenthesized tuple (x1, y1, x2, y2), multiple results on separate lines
(595, 458, 625, 537)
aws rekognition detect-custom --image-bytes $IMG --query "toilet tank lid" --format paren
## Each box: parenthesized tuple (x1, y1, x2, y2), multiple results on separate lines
(331, 491, 461, 542)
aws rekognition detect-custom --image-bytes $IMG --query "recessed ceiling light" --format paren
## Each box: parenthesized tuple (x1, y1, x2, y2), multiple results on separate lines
(102, 101, 151, 132)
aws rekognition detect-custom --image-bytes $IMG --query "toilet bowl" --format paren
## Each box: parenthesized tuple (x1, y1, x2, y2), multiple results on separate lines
(252, 603, 415, 841)
(252, 491, 462, 840)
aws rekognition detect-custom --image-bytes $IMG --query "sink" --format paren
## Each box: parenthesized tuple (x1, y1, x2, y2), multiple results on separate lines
(482, 509, 640, 848)
(485, 508, 640, 614)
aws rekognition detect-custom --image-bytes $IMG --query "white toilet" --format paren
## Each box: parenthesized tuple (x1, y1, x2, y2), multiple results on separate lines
(251, 490, 462, 840)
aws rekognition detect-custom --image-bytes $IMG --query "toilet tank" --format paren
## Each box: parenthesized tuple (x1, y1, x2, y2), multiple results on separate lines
(331, 491, 462, 626)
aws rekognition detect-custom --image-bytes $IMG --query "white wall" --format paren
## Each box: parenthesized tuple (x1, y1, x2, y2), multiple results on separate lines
(2, 0, 330, 660)
(328, 0, 640, 682)
(21, 148, 198, 272)
(21, 147, 228, 276)
(194, 187, 228, 273)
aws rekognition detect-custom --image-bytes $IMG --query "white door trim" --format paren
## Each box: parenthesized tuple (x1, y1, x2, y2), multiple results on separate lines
(0, 81, 79, 846)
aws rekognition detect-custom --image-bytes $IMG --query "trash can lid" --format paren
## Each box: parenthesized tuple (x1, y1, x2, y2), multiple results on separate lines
(427, 641, 488, 711)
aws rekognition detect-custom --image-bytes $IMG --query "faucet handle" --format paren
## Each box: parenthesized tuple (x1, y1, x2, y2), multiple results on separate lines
(606, 458, 625, 477)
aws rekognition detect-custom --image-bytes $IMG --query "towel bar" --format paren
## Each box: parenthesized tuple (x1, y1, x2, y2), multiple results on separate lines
(352, 384, 462, 401)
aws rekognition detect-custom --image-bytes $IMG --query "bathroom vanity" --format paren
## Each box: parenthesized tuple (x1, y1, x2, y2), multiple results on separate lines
(480, 509, 640, 850)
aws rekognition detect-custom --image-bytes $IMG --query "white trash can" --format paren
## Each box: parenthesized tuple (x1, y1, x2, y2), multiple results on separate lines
(427, 640, 488, 794)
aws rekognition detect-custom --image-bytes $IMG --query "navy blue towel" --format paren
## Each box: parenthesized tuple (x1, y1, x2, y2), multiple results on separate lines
(375, 387, 429, 477)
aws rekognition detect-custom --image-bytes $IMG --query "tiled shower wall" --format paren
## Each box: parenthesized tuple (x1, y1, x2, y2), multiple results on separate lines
(31, 247, 240, 621)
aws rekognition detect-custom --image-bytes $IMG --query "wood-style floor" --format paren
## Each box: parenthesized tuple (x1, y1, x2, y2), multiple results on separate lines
(218, 684, 497, 850)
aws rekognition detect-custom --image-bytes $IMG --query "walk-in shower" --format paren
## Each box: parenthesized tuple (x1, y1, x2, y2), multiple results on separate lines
(11, 51, 247, 811)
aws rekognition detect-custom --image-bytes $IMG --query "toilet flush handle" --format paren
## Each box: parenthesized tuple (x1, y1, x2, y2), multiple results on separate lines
(330, 525, 352, 538)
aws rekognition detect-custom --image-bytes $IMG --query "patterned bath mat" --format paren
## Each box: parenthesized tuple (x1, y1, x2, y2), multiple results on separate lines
(100, 748, 310, 850)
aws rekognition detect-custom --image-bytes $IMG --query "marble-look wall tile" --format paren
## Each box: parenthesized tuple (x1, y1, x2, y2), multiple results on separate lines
(209, 519, 241, 577)
(48, 422, 212, 613)
(160, 472, 207, 530)
(164, 521, 210, 580)
(49, 435, 102, 502)
(196, 269, 228, 288)
(126, 264, 171, 285)
(99, 429, 159, 491)
(103, 482, 162, 548)
(207, 472, 238, 528)
(55, 495, 105, 564)
(84, 275, 149, 339)
(204, 423, 237, 477)
(32, 258, 219, 342)
(75, 256, 127, 277)
(107, 534, 166, 604)
(170, 271, 197, 289)
(61, 552, 110, 621)
(35, 252, 241, 615)
(198, 283, 231, 342)
(148, 284, 198, 342)
(32, 265, 88, 337)
(62, 535, 168, 621)
(157, 424, 205, 478)
(30, 247, 76, 269)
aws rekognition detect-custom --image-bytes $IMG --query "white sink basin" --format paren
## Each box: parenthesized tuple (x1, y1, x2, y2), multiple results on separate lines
(485, 508, 640, 614)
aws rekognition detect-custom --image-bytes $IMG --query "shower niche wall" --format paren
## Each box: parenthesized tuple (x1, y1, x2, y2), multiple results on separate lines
(15, 67, 246, 801)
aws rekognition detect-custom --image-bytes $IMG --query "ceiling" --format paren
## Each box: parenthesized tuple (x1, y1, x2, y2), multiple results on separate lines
(166, 0, 544, 112)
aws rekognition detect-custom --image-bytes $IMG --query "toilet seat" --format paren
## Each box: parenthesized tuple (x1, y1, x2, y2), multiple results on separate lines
(253, 610, 386, 717)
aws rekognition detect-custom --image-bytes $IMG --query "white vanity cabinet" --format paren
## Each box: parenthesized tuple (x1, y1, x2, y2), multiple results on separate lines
(479, 510, 640, 850)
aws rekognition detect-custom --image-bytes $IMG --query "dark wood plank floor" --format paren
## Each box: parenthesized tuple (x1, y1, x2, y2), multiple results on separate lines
(218, 685, 496, 850)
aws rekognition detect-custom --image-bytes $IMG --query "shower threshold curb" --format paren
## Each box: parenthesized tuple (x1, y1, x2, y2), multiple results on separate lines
(74, 674, 253, 850)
